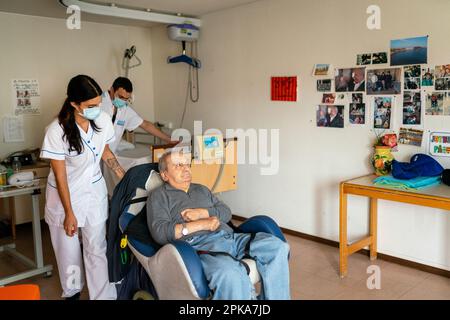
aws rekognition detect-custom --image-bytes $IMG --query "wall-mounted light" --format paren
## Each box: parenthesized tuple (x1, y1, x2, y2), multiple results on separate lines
(59, 0, 202, 27)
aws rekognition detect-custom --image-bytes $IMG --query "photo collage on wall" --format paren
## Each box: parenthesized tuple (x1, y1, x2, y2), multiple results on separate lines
(435, 65, 450, 90)
(311, 35, 450, 138)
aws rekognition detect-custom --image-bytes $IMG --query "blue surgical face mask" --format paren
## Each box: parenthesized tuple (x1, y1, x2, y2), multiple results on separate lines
(112, 97, 128, 109)
(80, 107, 101, 120)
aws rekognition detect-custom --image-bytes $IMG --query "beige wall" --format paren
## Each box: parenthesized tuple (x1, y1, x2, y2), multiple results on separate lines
(0, 12, 155, 159)
(151, 0, 450, 270)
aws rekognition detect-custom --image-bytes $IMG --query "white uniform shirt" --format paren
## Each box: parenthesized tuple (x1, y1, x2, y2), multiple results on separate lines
(40, 112, 115, 227)
(99, 91, 143, 153)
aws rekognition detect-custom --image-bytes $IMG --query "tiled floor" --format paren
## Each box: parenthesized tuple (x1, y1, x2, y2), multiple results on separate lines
(0, 222, 449, 300)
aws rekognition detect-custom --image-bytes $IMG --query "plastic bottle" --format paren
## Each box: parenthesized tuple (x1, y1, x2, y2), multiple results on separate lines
(12, 157, 21, 173)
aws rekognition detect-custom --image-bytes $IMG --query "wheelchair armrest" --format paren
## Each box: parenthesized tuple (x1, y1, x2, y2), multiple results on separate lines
(236, 215, 286, 242)
(171, 240, 210, 300)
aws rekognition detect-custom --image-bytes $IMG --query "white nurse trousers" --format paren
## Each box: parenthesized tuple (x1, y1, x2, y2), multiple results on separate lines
(49, 222, 117, 300)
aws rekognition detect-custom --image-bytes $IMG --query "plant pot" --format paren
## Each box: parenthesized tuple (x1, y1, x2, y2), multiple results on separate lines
(372, 146, 394, 176)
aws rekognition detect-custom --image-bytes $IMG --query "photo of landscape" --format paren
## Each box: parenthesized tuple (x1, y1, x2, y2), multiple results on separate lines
(390, 36, 428, 66)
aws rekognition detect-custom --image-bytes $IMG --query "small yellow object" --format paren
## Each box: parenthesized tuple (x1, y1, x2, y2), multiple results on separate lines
(0, 171, 6, 186)
(120, 235, 128, 249)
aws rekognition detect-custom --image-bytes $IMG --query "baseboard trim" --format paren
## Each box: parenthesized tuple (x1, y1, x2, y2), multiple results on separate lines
(232, 215, 450, 278)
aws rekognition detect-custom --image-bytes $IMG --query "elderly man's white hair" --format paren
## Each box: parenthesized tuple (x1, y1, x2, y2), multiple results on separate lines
(158, 149, 189, 172)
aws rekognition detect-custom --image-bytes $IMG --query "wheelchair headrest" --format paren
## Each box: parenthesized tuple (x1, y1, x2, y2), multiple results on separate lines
(119, 170, 163, 233)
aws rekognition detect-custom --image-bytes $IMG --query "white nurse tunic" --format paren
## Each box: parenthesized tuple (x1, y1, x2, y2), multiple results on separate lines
(99, 91, 143, 153)
(41, 111, 115, 227)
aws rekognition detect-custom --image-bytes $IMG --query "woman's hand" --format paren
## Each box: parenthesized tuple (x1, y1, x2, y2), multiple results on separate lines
(64, 211, 78, 237)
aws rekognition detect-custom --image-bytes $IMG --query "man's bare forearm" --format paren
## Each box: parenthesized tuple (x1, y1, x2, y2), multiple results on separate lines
(140, 120, 172, 143)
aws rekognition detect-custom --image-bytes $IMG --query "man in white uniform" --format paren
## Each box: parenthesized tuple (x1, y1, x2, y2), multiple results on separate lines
(100, 77, 176, 153)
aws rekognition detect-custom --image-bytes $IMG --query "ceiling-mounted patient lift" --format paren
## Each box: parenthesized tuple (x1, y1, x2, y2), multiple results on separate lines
(167, 24, 201, 124)
(167, 23, 201, 69)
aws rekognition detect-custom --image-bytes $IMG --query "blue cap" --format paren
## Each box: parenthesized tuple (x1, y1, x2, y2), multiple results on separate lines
(392, 154, 444, 180)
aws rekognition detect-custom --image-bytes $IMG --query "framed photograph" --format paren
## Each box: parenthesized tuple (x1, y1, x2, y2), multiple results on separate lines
(349, 103, 366, 124)
(372, 52, 388, 64)
(313, 64, 331, 76)
(434, 64, 450, 90)
(421, 67, 434, 86)
(446, 94, 450, 116)
(435, 78, 450, 90)
(373, 96, 393, 129)
(357, 54, 372, 65)
(404, 65, 421, 78)
(398, 128, 424, 146)
(434, 65, 450, 90)
(403, 91, 421, 125)
(335, 67, 365, 92)
(352, 93, 363, 103)
(390, 36, 428, 66)
(404, 65, 421, 90)
(425, 92, 445, 115)
(404, 77, 421, 90)
(316, 105, 344, 128)
(434, 64, 450, 78)
(322, 93, 336, 104)
(366, 68, 402, 95)
(317, 79, 332, 92)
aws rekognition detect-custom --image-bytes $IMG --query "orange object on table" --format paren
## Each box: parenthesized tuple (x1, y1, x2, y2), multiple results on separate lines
(0, 284, 40, 300)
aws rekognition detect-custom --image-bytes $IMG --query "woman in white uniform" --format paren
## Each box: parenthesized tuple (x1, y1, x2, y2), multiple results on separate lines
(41, 75, 125, 300)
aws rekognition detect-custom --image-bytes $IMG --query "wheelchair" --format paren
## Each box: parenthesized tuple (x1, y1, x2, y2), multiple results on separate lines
(117, 172, 287, 300)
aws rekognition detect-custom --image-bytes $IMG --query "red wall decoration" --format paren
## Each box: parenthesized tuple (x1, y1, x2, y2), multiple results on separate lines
(271, 76, 297, 102)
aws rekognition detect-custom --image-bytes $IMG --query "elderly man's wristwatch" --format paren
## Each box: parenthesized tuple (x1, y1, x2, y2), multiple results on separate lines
(181, 223, 189, 236)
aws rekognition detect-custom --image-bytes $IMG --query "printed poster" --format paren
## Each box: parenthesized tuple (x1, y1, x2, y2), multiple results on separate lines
(12, 79, 41, 115)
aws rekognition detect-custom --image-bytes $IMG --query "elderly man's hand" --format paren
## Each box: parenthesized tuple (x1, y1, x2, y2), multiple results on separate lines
(181, 208, 209, 222)
(206, 216, 220, 232)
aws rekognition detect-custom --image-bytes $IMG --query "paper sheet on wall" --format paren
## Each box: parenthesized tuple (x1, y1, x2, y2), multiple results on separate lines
(3, 116, 25, 143)
(12, 79, 41, 115)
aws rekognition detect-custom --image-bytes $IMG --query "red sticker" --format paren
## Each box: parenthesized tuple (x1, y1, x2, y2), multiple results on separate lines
(271, 77, 297, 101)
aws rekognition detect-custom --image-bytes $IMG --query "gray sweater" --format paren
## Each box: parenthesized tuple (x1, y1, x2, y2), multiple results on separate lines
(147, 182, 233, 245)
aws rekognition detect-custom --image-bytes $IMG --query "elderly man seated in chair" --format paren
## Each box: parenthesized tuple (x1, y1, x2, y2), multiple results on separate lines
(146, 150, 290, 300)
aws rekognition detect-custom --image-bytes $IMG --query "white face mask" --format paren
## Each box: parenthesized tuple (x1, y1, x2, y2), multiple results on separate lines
(112, 97, 127, 109)
(79, 106, 101, 120)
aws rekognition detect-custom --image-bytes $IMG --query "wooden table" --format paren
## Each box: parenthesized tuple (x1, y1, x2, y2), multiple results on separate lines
(339, 174, 450, 278)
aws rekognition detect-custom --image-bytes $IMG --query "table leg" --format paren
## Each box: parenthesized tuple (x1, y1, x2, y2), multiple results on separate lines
(369, 197, 378, 261)
(339, 183, 348, 278)
(31, 192, 44, 268)
(8, 197, 16, 240)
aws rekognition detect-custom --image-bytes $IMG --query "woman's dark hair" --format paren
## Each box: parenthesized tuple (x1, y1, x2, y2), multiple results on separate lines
(112, 77, 133, 93)
(58, 75, 102, 154)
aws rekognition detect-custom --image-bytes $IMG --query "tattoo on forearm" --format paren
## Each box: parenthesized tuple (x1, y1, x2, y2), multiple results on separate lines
(106, 157, 120, 170)
(106, 157, 125, 176)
